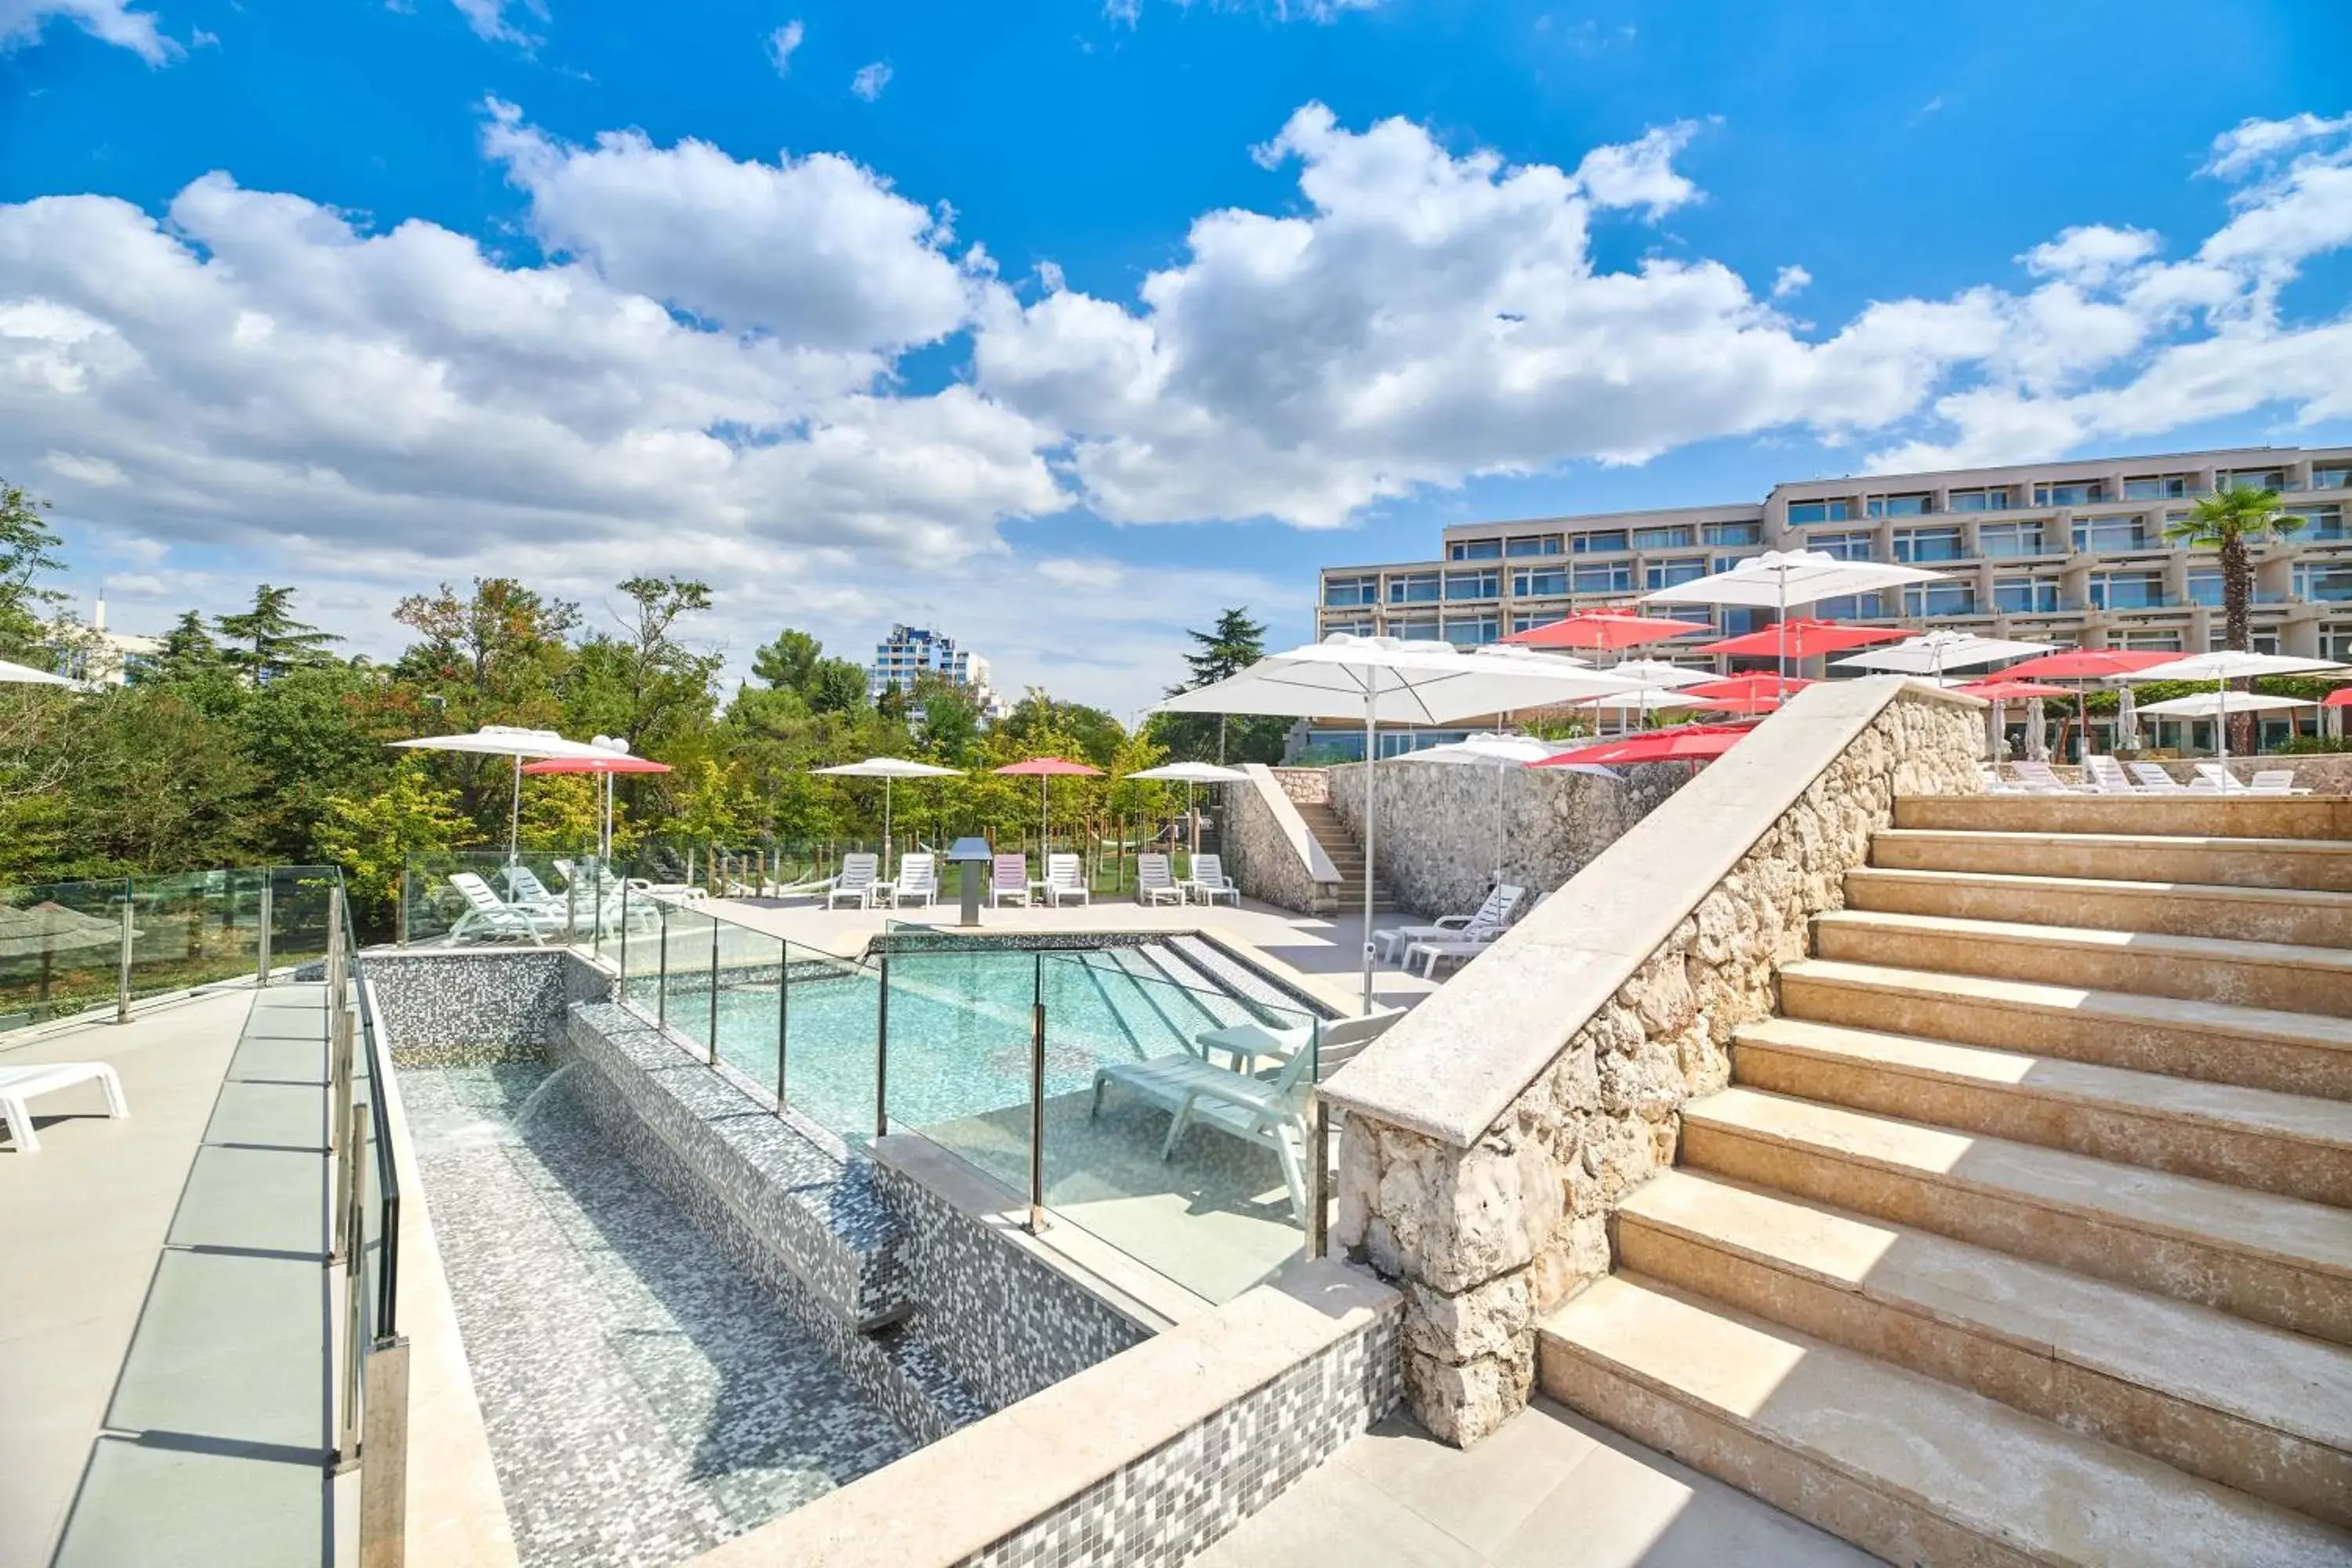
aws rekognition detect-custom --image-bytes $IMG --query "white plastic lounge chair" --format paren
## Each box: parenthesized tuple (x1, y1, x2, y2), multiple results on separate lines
(1136, 854, 1185, 906)
(2192, 763, 2254, 794)
(1402, 891, 1546, 979)
(2080, 756, 2139, 795)
(499, 864, 568, 911)
(2126, 762, 2196, 794)
(825, 854, 882, 909)
(989, 854, 1032, 907)
(2249, 768, 2309, 795)
(1373, 884, 1524, 965)
(889, 853, 938, 908)
(1090, 1008, 1401, 1221)
(444, 872, 562, 945)
(2005, 760, 2081, 794)
(1181, 854, 1240, 906)
(1041, 853, 1090, 907)
(0, 1062, 129, 1153)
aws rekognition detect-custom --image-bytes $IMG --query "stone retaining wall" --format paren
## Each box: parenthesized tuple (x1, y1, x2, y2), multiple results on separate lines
(1325, 757, 1692, 917)
(1269, 768, 1330, 805)
(1221, 769, 1338, 914)
(2151, 753, 2352, 793)
(1320, 680, 1984, 1445)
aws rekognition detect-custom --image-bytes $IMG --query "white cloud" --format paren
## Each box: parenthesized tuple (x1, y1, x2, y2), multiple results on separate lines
(851, 60, 891, 100)
(2023, 224, 2160, 286)
(2201, 111, 2352, 180)
(1571, 120, 1704, 216)
(765, 17, 800, 74)
(449, 0, 538, 45)
(44, 449, 126, 486)
(1036, 557, 1125, 590)
(0, 0, 176, 63)
(481, 101, 973, 350)
(1770, 264, 1811, 299)
(1105, 0, 1375, 24)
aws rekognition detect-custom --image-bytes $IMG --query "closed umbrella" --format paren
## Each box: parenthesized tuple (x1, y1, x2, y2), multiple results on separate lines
(1645, 550, 1944, 681)
(1954, 677, 2075, 761)
(1999, 648, 2183, 755)
(811, 757, 964, 857)
(1160, 634, 1642, 1009)
(1397, 734, 1613, 888)
(2122, 652, 2348, 764)
(1126, 760, 1250, 856)
(993, 757, 1103, 855)
(2322, 685, 2351, 740)
(388, 724, 608, 860)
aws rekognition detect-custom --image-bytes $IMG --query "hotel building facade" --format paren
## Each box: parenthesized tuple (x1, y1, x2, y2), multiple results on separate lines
(1303, 445, 2352, 757)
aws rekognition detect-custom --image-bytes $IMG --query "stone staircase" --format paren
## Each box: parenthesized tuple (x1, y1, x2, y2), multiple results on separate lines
(1293, 798, 1399, 914)
(1537, 793, 2352, 1564)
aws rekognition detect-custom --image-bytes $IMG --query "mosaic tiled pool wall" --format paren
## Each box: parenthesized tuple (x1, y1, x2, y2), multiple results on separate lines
(871, 1161, 1148, 1412)
(963, 1282, 1403, 1568)
(557, 998, 1149, 1445)
(867, 927, 1335, 1019)
(367, 947, 615, 1065)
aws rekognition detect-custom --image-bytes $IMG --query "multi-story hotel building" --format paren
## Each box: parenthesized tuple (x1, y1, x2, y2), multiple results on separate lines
(1304, 445, 2352, 757)
(868, 622, 1009, 718)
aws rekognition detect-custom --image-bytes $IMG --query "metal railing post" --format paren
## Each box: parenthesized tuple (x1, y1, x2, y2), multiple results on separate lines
(1029, 951, 1047, 1234)
(874, 949, 890, 1140)
(335, 1116, 368, 1472)
(396, 869, 408, 949)
(256, 873, 274, 987)
(617, 882, 630, 996)
(706, 920, 720, 1068)
(655, 902, 669, 1029)
(1307, 1022, 1330, 1260)
(775, 937, 789, 1118)
(114, 887, 134, 1025)
(331, 1003, 355, 1258)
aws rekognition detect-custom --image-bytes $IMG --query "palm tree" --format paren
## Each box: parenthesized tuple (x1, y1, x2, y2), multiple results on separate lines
(2165, 484, 2303, 750)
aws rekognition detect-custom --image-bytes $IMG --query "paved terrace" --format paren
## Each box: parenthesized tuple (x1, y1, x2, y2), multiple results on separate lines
(0, 984, 344, 1568)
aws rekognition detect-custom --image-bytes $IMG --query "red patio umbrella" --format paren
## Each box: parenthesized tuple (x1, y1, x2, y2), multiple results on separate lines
(521, 752, 673, 861)
(993, 756, 1103, 853)
(1696, 619, 1908, 661)
(2325, 688, 2352, 707)
(1504, 610, 1714, 653)
(1530, 722, 1756, 768)
(1994, 648, 2183, 756)
(1682, 673, 1815, 714)
(1952, 679, 2074, 702)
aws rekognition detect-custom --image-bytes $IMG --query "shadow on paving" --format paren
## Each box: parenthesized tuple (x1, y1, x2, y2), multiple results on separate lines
(51, 985, 335, 1568)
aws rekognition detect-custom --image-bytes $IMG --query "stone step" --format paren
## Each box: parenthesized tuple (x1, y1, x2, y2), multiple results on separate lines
(1870, 827, 2352, 892)
(1844, 866, 2352, 949)
(1679, 1087, 2352, 1343)
(1810, 909, 2352, 1015)
(1537, 1275, 2352, 1565)
(1777, 958, 2352, 1101)
(1613, 1170, 2352, 1527)
(1894, 793, 2352, 840)
(1733, 1018, 2352, 1205)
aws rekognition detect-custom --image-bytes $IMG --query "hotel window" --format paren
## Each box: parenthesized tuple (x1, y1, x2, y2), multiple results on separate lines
(1505, 534, 1563, 557)
(1388, 572, 1440, 604)
(1811, 530, 1875, 562)
(1992, 577, 2060, 614)
(1716, 607, 1766, 634)
(1322, 616, 1376, 637)
(1644, 557, 1708, 591)
(2034, 480, 2106, 506)
(1388, 611, 1441, 639)
(1711, 554, 1762, 572)
(1978, 521, 2048, 557)
(2207, 627, 2282, 655)
(1443, 614, 1501, 646)
(2072, 514, 2152, 553)
(1813, 593, 1883, 619)
(2295, 563, 2352, 602)
(1893, 526, 1965, 563)
(1512, 567, 1569, 597)
(2123, 474, 2192, 500)
(1948, 487, 2015, 512)
(1444, 569, 1499, 601)
(2115, 630, 2184, 651)
(1786, 499, 1852, 524)
(1631, 525, 1695, 551)
(1703, 521, 1762, 546)
(2089, 570, 2165, 609)
(1323, 575, 1378, 606)
(1573, 561, 1634, 593)
(2314, 465, 2351, 490)
(1901, 580, 1977, 617)
(1867, 493, 1932, 518)
(1448, 538, 1504, 561)
(2283, 503, 2345, 540)
(1570, 530, 1629, 554)
(2325, 626, 2352, 662)
(2221, 468, 2288, 492)
(1510, 609, 1566, 633)
(2187, 568, 2223, 608)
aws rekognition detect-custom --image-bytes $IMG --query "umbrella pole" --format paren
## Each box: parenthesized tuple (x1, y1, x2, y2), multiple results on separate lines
(884, 777, 893, 864)
(1040, 775, 1049, 858)
(508, 754, 522, 862)
(1493, 765, 1504, 888)
(2216, 675, 2230, 766)
(1777, 575, 1788, 687)
(1362, 693, 1377, 1014)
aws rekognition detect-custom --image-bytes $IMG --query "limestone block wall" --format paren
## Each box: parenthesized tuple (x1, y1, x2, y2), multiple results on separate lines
(2151, 753, 2352, 793)
(1325, 757, 1692, 916)
(1220, 768, 1338, 915)
(1319, 680, 1984, 1445)
(1269, 768, 1330, 805)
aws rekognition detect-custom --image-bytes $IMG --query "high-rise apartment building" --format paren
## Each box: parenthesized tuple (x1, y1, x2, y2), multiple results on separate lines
(1304, 444, 2352, 757)
(867, 623, 1008, 718)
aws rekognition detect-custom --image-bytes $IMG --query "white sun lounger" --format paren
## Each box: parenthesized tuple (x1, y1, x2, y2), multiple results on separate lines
(825, 853, 881, 909)
(2126, 762, 2198, 794)
(888, 853, 938, 908)
(2249, 768, 2309, 795)
(1180, 853, 1240, 906)
(1042, 853, 1090, 906)
(989, 854, 1032, 906)
(1136, 854, 1185, 906)
(445, 872, 564, 945)
(1374, 884, 1524, 965)
(0, 1062, 129, 1152)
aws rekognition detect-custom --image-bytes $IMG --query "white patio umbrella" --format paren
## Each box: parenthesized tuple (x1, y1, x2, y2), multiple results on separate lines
(1398, 734, 1614, 890)
(1642, 550, 1945, 681)
(387, 724, 608, 861)
(811, 757, 963, 855)
(1159, 635, 1642, 1010)
(0, 656, 77, 687)
(1834, 630, 2057, 681)
(2122, 651, 2347, 764)
(1126, 760, 1250, 856)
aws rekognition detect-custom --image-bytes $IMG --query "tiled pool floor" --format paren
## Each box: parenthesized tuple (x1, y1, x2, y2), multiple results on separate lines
(401, 1064, 916, 1568)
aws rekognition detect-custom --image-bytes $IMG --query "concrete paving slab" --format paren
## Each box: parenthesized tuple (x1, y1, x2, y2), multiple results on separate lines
(52, 1435, 324, 1568)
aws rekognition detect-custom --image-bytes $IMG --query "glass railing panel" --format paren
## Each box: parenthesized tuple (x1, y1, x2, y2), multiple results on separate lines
(874, 938, 1038, 1188)
(649, 898, 717, 1056)
(0, 876, 131, 1029)
(125, 870, 260, 1003)
(1036, 949, 1318, 1304)
(267, 865, 339, 975)
(400, 848, 602, 946)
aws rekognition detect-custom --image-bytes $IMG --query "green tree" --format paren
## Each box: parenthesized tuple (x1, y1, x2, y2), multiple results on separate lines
(751, 627, 823, 695)
(393, 577, 578, 720)
(1157, 607, 1287, 764)
(216, 584, 343, 682)
(807, 657, 872, 716)
(316, 759, 477, 918)
(914, 673, 982, 764)
(572, 576, 720, 749)
(54, 688, 260, 873)
(235, 663, 397, 860)
(2166, 484, 2304, 749)
(0, 480, 67, 660)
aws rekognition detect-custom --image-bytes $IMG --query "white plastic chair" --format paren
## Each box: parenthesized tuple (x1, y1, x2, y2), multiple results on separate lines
(889, 853, 938, 908)
(1181, 854, 1240, 906)
(1375, 884, 1523, 964)
(1135, 854, 1185, 906)
(0, 1062, 129, 1152)
(1041, 853, 1091, 906)
(825, 853, 881, 909)
(989, 854, 1032, 906)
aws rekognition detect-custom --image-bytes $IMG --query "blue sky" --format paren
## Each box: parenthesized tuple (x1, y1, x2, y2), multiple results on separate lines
(2, 0, 2348, 713)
